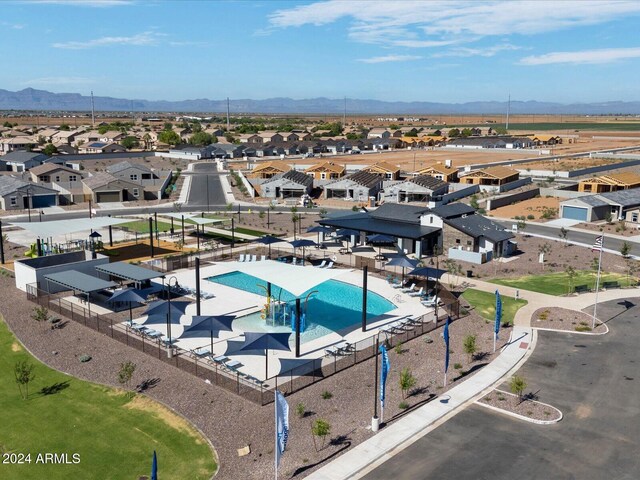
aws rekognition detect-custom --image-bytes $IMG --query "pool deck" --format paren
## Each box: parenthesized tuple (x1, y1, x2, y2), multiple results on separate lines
(129, 260, 432, 380)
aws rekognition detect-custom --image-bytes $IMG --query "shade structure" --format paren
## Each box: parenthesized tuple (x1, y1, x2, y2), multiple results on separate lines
(336, 228, 359, 238)
(306, 225, 332, 234)
(255, 235, 284, 258)
(289, 238, 317, 261)
(237, 332, 292, 380)
(408, 266, 448, 280)
(144, 300, 191, 318)
(385, 255, 420, 283)
(108, 288, 146, 324)
(10, 216, 132, 238)
(180, 314, 235, 354)
(367, 234, 395, 244)
(89, 231, 102, 238)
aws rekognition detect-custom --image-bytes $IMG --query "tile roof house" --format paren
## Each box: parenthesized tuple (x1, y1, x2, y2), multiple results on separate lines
(29, 163, 84, 184)
(82, 172, 144, 203)
(304, 161, 346, 180)
(2, 151, 49, 172)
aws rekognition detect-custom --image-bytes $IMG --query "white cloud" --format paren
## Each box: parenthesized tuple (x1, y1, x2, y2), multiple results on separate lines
(358, 54, 422, 64)
(520, 47, 640, 65)
(269, 1, 640, 50)
(52, 31, 164, 49)
(434, 43, 521, 58)
(28, 0, 133, 6)
(1, 21, 26, 29)
(26, 76, 96, 85)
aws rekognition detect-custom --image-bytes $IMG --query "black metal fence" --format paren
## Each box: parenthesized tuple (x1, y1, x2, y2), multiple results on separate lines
(25, 278, 460, 406)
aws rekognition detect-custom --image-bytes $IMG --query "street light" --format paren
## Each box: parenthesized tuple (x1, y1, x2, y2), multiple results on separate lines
(25, 186, 32, 223)
(38, 210, 44, 222)
(163, 275, 180, 358)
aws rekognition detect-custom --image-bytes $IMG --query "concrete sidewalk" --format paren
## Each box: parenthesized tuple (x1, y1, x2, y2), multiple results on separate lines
(306, 325, 534, 480)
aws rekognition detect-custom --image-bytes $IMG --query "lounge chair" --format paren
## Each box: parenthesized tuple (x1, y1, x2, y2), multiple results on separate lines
(325, 345, 341, 357)
(421, 296, 439, 308)
(238, 254, 246, 262)
(324, 261, 334, 269)
(409, 287, 424, 297)
(401, 283, 416, 293)
(260, 255, 267, 261)
(316, 260, 327, 268)
(251, 254, 257, 262)
(292, 257, 298, 266)
(392, 279, 407, 289)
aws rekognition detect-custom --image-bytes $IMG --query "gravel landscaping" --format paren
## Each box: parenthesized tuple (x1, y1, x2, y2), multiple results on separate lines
(531, 307, 607, 334)
(478, 389, 562, 423)
(0, 271, 510, 479)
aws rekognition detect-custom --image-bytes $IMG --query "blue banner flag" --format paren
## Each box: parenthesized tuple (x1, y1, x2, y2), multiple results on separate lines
(444, 316, 451, 373)
(275, 390, 289, 466)
(379, 344, 390, 409)
(151, 450, 157, 480)
(495, 290, 502, 339)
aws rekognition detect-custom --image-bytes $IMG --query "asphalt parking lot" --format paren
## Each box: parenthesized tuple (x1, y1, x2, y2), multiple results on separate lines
(364, 299, 640, 480)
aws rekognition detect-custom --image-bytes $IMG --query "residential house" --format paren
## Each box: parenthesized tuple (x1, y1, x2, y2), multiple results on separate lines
(560, 188, 640, 222)
(238, 134, 263, 144)
(2, 151, 49, 172)
(259, 131, 284, 143)
(0, 176, 59, 210)
(73, 131, 101, 146)
(324, 170, 383, 201)
(82, 172, 143, 203)
(99, 131, 126, 143)
(247, 160, 291, 179)
(367, 128, 391, 139)
(361, 162, 401, 180)
(79, 142, 126, 154)
(254, 145, 277, 157)
(415, 163, 458, 182)
(260, 170, 313, 199)
(38, 128, 59, 143)
(279, 132, 300, 142)
(54, 144, 78, 155)
(448, 137, 507, 149)
(51, 130, 81, 145)
(459, 166, 519, 186)
(167, 145, 214, 160)
(0, 137, 37, 155)
(304, 161, 346, 180)
(210, 143, 247, 159)
(578, 172, 640, 193)
(386, 176, 449, 203)
(527, 134, 562, 146)
(106, 161, 173, 200)
(29, 163, 83, 184)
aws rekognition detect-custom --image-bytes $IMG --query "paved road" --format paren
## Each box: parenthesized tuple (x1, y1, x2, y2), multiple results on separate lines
(363, 299, 640, 480)
(185, 169, 226, 208)
(495, 219, 640, 257)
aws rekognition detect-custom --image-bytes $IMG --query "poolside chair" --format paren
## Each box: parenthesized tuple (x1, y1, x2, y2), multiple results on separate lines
(324, 261, 334, 269)
(391, 279, 408, 289)
(421, 296, 439, 308)
(401, 283, 416, 293)
(238, 254, 246, 262)
(325, 345, 341, 357)
(292, 257, 298, 266)
(260, 255, 267, 261)
(251, 254, 257, 262)
(316, 260, 327, 268)
(409, 286, 424, 297)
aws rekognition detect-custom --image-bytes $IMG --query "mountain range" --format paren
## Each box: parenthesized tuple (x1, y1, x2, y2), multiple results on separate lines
(1, 88, 640, 115)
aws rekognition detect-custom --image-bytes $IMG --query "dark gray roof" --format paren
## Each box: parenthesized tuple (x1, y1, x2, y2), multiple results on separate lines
(599, 188, 640, 207)
(107, 161, 152, 174)
(319, 213, 439, 240)
(446, 214, 514, 243)
(431, 203, 476, 219)
(283, 170, 313, 186)
(449, 137, 506, 147)
(95, 262, 162, 282)
(410, 175, 448, 190)
(342, 170, 382, 188)
(2, 151, 48, 164)
(573, 196, 609, 207)
(43, 270, 117, 293)
(0, 176, 58, 196)
(370, 203, 430, 223)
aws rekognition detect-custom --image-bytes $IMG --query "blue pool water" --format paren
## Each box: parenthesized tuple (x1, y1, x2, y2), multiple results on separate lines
(207, 271, 395, 342)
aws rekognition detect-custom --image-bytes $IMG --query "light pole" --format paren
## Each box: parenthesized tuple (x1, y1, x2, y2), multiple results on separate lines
(39, 210, 44, 222)
(164, 275, 180, 358)
(26, 187, 32, 223)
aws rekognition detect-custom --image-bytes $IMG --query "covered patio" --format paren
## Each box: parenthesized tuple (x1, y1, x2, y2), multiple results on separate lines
(43, 270, 117, 314)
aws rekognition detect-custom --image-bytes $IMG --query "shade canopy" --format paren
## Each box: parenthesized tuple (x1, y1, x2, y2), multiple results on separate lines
(185, 216, 226, 226)
(96, 262, 163, 283)
(408, 266, 448, 280)
(289, 239, 317, 249)
(44, 270, 117, 294)
(336, 228, 360, 237)
(89, 231, 102, 238)
(181, 315, 235, 337)
(234, 260, 348, 297)
(306, 225, 332, 234)
(11, 217, 132, 238)
(385, 256, 420, 269)
(144, 300, 191, 318)
(367, 234, 396, 244)
(238, 332, 292, 353)
(255, 235, 284, 246)
(108, 288, 146, 304)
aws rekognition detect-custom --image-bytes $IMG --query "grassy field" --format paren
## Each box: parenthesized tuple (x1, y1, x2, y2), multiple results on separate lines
(120, 220, 174, 234)
(490, 271, 635, 296)
(461, 289, 527, 326)
(0, 318, 216, 480)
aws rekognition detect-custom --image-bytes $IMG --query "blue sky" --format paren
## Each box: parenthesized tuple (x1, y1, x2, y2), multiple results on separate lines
(2, 0, 640, 103)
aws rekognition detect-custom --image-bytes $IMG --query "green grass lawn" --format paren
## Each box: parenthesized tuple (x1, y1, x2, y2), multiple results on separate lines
(120, 220, 175, 234)
(490, 271, 635, 296)
(0, 318, 216, 480)
(461, 289, 528, 326)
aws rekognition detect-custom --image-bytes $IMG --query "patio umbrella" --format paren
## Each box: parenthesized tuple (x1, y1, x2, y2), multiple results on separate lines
(367, 234, 396, 259)
(237, 332, 292, 380)
(408, 266, 448, 280)
(108, 288, 146, 325)
(180, 314, 235, 354)
(336, 228, 360, 251)
(144, 300, 191, 318)
(385, 255, 420, 283)
(306, 225, 332, 245)
(255, 235, 284, 258)
(289, 238, 317, 261)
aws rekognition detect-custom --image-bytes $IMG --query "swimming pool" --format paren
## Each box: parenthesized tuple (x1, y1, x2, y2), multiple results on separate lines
(207, 271, 395, 342)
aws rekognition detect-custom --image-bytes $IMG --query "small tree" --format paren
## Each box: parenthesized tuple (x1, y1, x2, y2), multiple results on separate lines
(559, 227, 568, 245)
(295, 402, 306, 418)
(31, 306, 49, 323)
(14, 360, 35, 400)
(117, 361, 136, 389)
(605, 212, 613, 224)
(399, 367, 417, 399)
(509, 374, 527, 403)
(463, 334, 477, 363)
(311, 419, 331, 451)
(517, 220, 526, 234)
(43, 143, 58, 156)
(538, 242, 552, 270)
(565, 265, 576, 294)
(621, 241, 631, 258)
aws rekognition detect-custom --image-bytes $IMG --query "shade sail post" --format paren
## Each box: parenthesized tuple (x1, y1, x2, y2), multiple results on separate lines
(295, 298, 301, 358)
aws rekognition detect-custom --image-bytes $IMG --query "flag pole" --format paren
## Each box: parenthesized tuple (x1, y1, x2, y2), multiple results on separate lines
(592, 235, 604, 329)
(275, 389, 278, 480)
(493, 332, 496, 354)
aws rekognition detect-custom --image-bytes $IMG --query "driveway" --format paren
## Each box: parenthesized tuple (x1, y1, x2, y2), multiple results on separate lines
(363, 299, 640, 480)
(186, 170, 226, 207)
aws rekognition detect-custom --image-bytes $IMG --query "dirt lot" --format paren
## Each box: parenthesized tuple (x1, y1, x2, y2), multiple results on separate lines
(574, 220, 640, 237)
(488, 196, 560, 221)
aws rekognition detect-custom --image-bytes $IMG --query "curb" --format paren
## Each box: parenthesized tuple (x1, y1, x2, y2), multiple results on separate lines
(532, 322, 609, 336)
(475, 389, 563, 425)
